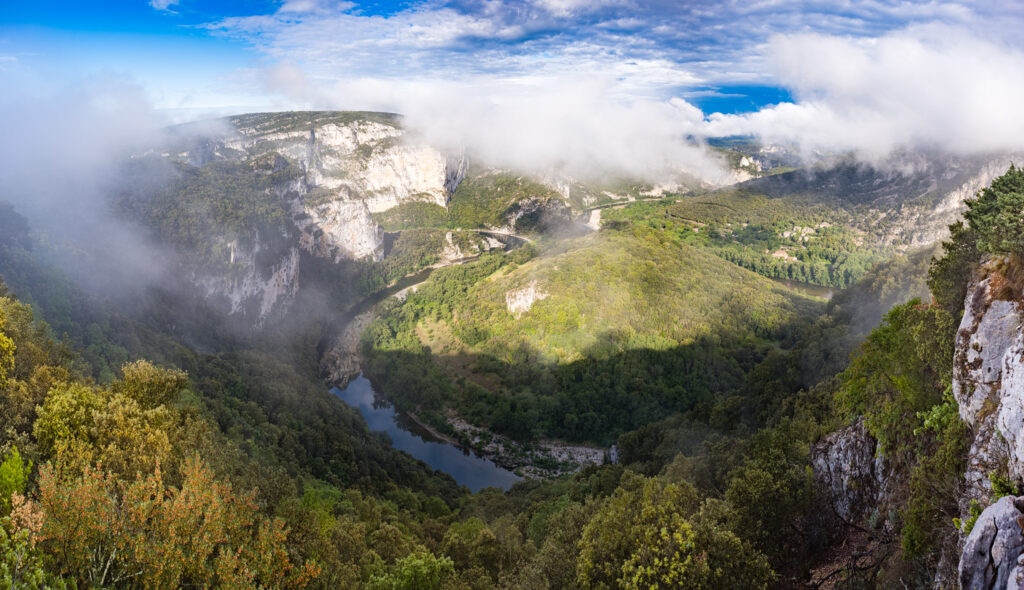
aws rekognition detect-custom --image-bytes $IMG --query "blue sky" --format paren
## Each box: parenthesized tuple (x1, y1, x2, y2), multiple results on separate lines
(5, 0, 1021, 118)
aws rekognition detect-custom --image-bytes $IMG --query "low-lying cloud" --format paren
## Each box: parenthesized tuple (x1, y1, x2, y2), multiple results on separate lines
(0, 76, 172, 291)
(706, 25, 1024, 158)
(263, 62, 732, 184)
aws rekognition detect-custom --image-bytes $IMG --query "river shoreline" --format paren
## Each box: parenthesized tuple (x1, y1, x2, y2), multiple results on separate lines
(320, 231, 608, 481)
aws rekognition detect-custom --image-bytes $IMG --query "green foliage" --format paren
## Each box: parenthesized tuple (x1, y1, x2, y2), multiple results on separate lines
(33, 376, 177, 480)
(364, 228, 821, 444)
(577, 476, 773, 589)
(117, 158, 299, 271)
(603, 190, 889, 288)
(373, 202, 451, 230)
(963, 164, 1024, 257)
(928, 221, 980, 315)
(0, 448, 28, 515)
(0, 328, 12, 391)
(838, 300, 956, 456)
(1, 512, 70, 590)
(112, 360, 188, 407)
(954, 500, 984, 535)
(990, 472, 1020, 498)
(449, 171, 562, 229)
(367, 552, 455, 590)
(723, 422, 816, 564)
(901, 408, 969, 557)
(928, 167, 1024, 315)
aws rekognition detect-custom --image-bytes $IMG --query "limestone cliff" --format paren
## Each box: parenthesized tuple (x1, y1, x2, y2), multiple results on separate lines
(811, 259, 1024, 588)
(811, 419, 897, 525)
(938, 262, 1024, 589)
(161, 112, 467, 320)
(959, 496, 1024, 590)
(953, 266, 1024, 511)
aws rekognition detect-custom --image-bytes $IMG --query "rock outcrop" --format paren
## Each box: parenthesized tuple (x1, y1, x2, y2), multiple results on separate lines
(196, 243, 302, 323)
(953, 273, 1024, 508)
(951, 266, 1024, 589)
(163, 112, 467, 320)
(811, 419, 898, 526)
(958, 496, 1024, 590)
(505, 281, 548, 318)
(294, 199, 382, 262)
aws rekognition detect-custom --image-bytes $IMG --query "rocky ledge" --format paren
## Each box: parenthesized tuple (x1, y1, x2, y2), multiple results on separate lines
(959, 495, 1024, 590)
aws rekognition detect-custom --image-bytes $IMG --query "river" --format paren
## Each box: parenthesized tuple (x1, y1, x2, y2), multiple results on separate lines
(324, 232, 530, 492)
(332, 375, 522, 492)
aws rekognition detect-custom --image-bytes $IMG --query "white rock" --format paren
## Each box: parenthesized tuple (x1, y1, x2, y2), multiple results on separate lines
(506, 281, 548, 317)
(959, 496, 1024, 590)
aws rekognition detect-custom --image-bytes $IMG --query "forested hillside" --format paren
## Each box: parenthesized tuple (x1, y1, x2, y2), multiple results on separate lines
(362, 225, 822, 444)
(2, 102, 1021, 588)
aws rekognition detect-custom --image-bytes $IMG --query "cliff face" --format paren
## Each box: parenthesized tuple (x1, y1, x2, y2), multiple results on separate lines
(224, 116, 466, 214)
(162, 112, 467, 320)
(811, 263, 1024, 588)
(959, 496, 1024, 590)
(811, 420, 896, 525)
(947, 267, 1024, 589)
(953, 269, 1024, 510)
(935, 265, 1024, 588)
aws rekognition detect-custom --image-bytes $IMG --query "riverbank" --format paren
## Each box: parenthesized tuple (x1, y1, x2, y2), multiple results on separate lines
(446, 414, 608, 479)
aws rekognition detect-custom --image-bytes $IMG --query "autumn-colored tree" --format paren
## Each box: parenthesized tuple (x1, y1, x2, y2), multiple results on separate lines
(36, 454, 318, 588)
(1, 493, 68, 589)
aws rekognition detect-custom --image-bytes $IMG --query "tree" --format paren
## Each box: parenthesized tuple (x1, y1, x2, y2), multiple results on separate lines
(578, 476, 772, 589)
(838, 301, 955, 456)
(111, 360, 187, 408)
(963, 164, 1024, 257)
(1, 494, 69, 590)
(0, 447, 28, 515)
(33, 363, 181, 479)
(0, 311, 13, 390)
(36, 454, 318, 588)
(367, 552, 455, 590)
(928, 221, 979, 315)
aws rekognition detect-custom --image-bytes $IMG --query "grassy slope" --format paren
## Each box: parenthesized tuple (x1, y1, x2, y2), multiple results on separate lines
(457, 228, 820, 363)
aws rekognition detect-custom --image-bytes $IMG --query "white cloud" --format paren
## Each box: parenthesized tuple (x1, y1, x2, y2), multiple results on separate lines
(0, 76, 173, 291)
(149, 0, 179, 11)
(704, 25, 1024, 156)
(261, 64, 728, 183)
(277, 0, 356, 15)
(531, 0, 629, 18)
(204, 2, 1024, 172)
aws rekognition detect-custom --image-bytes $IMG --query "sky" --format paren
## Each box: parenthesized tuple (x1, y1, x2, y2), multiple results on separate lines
(3, 1, 1024, 174)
